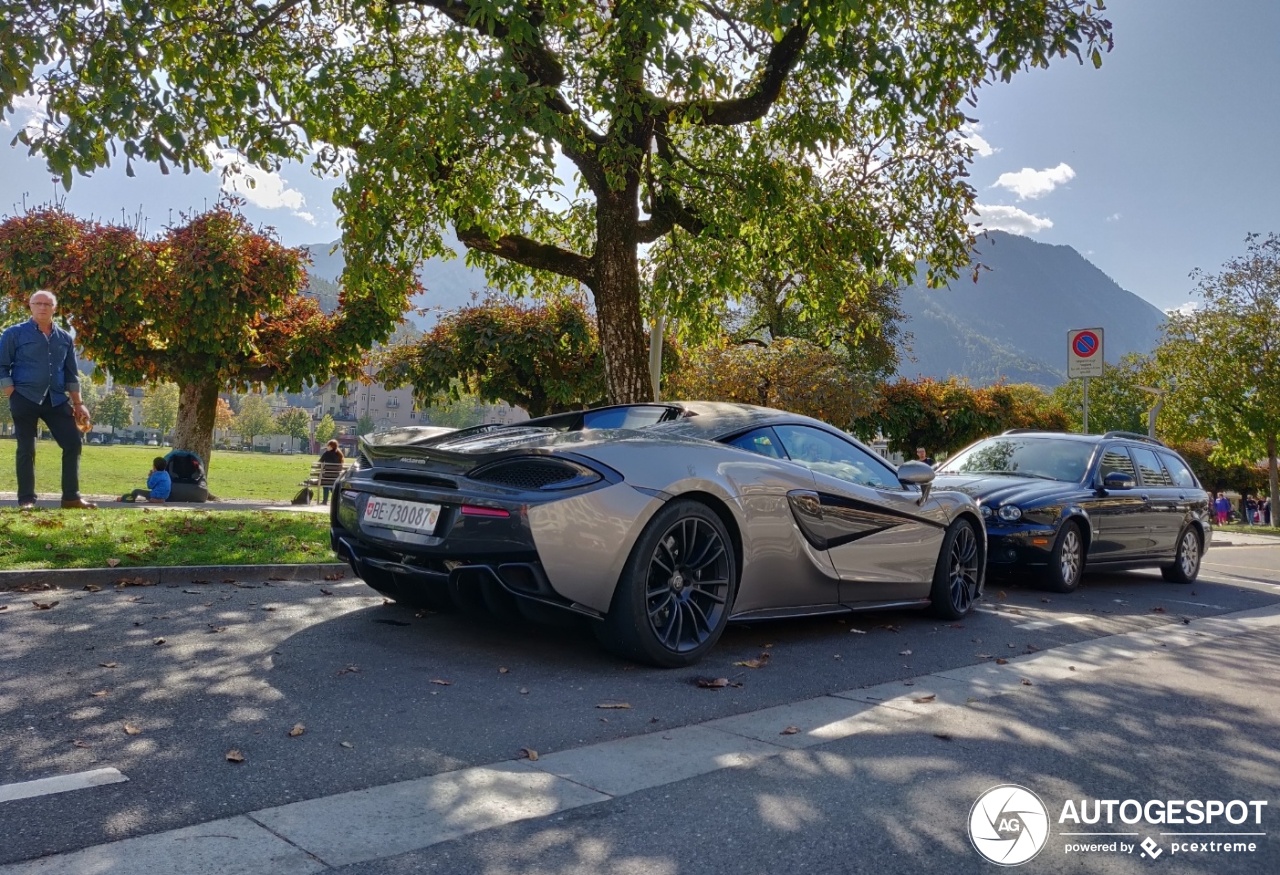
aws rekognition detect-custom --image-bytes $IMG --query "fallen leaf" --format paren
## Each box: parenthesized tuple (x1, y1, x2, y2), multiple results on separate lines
(337, 665, 360, 676)
(899, 649, 913, 656)
(517, 747, 539, 761)
(106, 558, 120, 568)
(596, 702, 631, 709)
(319, 588, 333, 596)
(262, 606, 277, 612)
(499, 667, 509, 674)
(208, 625, 227, 634)
(91, 690, 109, 698)
(340, 741, 354, 749)
(430, 679, 452, 686)
(693, 676, 740, 689)
(1021, 678, 1034, 686)
(780, 726, 801, 735)
(288, 723, 305, 737)
(83, 584, 102, 592)
(0, 605, 7, 612)
(1025, 644, 1041, 653)
(995, 658, 1010, 665)
(72, 739, 92, 748)
(877, 624, 901, 633)
(324, 572, 345, 581)
(1152, 606, 1167, 613)
(848, 628, 866, 634)
(32, 600, 59, 610)
(912, 694, 938, 704)
(734, 652, 771, 669)
(153, 637, 166, 646)
(99, 661, 118, 668)
(934, 733, 954, 741)
(123, 722, 141, 735)
(976, 653, 994, 659)
(519, 687, 530, 694)
(996, 590, 1007, 600)
(1069, 665, 1077, 671)
(1040, 598, 1051, 603)
(226, 749, 245, 763)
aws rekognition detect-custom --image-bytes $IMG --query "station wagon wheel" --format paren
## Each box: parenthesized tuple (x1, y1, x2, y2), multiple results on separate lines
(1160, 526, 1202, 584)
(931, 518, 982, 620)
(1043, 520, 1085, 593)
(596, 500, 737, 668)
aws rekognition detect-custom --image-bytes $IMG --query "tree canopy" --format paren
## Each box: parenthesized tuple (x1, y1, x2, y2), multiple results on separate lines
(3, 0, 1111, 403)
(1158, 232, 1280, 503)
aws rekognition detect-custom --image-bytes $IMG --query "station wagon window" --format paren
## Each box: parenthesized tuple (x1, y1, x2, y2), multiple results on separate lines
(1130, 446, 1172, 487)
(772, 425, 900, 490)
(724, 428, 784, 459)
(1159, 452, 1198, 488)
(1099, 446, 1137, 481)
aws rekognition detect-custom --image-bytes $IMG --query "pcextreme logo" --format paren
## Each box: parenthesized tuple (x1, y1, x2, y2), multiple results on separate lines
(969, 784, 1051, 866)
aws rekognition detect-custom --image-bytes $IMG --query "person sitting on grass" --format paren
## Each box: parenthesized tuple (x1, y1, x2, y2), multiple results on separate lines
(120, 457, 172, 503)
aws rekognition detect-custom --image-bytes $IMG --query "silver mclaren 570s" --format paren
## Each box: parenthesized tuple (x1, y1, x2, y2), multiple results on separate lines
(330, 402, 985, 666)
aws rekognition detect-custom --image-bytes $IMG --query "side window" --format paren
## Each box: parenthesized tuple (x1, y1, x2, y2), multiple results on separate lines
(1160, 452, 1199, 488)
(1099, 446, 1137, 480)
(724, 428, 784, 460)
(1130, 446, 1172, 487)
(773, 425, 900, 490)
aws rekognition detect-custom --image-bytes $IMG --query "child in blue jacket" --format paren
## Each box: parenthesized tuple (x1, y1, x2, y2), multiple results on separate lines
(121, 457, 172, 503)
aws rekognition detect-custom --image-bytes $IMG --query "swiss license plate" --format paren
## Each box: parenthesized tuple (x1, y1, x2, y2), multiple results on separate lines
(362, 496, 442, 535)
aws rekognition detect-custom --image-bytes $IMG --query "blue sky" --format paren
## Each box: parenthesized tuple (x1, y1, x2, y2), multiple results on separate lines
(1, 0, 1275, 314)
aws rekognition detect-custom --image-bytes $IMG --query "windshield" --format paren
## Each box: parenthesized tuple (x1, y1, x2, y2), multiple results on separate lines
(937, 437, 1095, 483)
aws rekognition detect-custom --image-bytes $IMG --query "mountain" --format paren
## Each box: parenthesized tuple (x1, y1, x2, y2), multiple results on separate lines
(302, 231, 487, 325)
(896, 231, 1166, 387)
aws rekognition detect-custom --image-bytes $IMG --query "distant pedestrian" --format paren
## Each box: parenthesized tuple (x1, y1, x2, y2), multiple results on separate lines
(916, 447, 935, 466)
(1240, 493, 1253, 527)
(120, 457, 172, 503)
(0, 289, 96, 509)
(1214, 492, 1230, 525)
(1264, 494, 1272, 527)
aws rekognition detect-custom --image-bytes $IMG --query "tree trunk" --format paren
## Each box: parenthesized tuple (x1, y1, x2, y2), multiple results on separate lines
(172, 378, 220, 470)
(593, 200, 651, 403)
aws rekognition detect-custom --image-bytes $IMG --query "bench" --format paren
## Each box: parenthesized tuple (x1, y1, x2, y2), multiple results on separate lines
(301, 461, 350, 504)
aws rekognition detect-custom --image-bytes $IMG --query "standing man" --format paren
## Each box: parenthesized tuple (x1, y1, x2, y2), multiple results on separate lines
(0, 290, 97, 509)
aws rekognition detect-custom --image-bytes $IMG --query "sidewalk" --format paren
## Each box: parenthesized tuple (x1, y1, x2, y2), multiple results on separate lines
(1211, 528, 1280, 547)
(0, 492, 328, 513)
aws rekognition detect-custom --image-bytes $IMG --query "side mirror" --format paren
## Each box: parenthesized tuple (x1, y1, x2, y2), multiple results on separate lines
(1103, 471, 1136, 491)
(898, 460, 936, 505)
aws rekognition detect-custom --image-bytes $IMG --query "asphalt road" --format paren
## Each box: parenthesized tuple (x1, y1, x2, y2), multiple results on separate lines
(1, 542, 1277, 870)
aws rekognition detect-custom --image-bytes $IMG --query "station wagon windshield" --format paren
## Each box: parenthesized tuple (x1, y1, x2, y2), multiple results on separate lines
(937, 437, 1095, 483)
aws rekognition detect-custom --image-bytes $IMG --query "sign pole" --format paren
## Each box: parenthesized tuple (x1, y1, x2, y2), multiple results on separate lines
(1082, 377, 1089, 434)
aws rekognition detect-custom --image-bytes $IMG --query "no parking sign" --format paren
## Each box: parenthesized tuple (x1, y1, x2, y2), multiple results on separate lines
(1068, 328, 1104, 378)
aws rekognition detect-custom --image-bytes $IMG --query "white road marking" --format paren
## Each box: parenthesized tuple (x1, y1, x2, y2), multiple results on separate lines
(1162, 599, 1226, 609)
(0, 768, 127, 804)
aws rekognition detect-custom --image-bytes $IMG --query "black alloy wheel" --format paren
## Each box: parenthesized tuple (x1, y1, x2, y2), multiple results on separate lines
(931, 518, 982, 619)
(597, 500, 737, 667)
(1161, 526, 1202, 584)
(1043, 520, 1085, 593)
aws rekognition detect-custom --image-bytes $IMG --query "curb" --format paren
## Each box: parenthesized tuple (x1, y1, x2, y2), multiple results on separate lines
(0, 563, 351, 592)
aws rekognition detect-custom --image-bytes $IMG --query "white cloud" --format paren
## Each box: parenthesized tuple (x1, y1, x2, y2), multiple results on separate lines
(1105, 212, 1122, 223)
(959, 123, 997, 158)
(970, 203, 1054, 235)
(294, 211, 317, 225)
(2, 93, 48, 132)
(992, 162, 1075, 200)
(205, 146, 308, 214)
(1167, 301, 1200, 316)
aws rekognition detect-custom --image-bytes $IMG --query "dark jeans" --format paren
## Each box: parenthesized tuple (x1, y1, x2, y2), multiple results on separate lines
(8, 392, 82, 503)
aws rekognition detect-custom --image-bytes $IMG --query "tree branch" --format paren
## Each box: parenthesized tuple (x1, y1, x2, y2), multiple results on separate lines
(455, 226, 595, 286)
(670, 23, 811, 126)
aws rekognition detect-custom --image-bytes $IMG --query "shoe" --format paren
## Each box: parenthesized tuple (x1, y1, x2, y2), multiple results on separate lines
(60, 498, 98, 509)
(18, 501, 36, 511)
(119, 495, 132, 503)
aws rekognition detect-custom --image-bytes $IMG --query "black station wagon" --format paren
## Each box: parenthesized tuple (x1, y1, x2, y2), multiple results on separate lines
(931, 431, 1211, 592)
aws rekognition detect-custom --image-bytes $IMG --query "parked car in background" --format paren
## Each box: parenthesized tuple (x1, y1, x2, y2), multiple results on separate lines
(331, 402, 986, 666)
(933, 430, 1211, 592)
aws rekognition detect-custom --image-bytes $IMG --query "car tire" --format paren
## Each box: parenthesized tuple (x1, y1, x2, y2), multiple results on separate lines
(930, 518, 982, 620)
(1042, 520, 1086, 593)
(596, 499, 737, 668)
(1160, 526, 1202, 584)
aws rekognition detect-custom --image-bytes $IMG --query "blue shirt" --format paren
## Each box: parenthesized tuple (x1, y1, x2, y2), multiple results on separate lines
(0, 319, 81, 406)
(147, 469, 172, 501)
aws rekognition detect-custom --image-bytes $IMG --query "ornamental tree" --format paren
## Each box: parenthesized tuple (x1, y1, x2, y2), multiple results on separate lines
(0, 204, 417, 467)
(3, 1, 1111, 404)
(94, 387, 134, 434)
(234, 396, 276, 449)
(381, 296, 606, 417)
(314, 414, 337, 447)
(275, 407, 313, 453)
(1157, 233, 1280, 506)
(141, 381, 180, 437)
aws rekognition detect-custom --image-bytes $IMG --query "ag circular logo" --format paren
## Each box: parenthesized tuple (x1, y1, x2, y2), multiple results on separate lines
(969, 784, 1050, 866)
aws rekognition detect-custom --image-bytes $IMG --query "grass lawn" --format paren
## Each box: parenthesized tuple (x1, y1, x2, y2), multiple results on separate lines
(0, 440, 315, 501)
(1216, 524, 1280, 537)
(0, 509, 334, 570)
